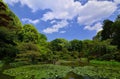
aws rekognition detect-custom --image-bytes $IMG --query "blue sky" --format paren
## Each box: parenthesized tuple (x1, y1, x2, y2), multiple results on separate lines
(4, 0, 120, 41)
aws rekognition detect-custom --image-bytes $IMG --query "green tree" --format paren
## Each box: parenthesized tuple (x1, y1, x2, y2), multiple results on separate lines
(101, 20, 113, 40)
(50, 38, 69, 51)
(20, 24, 40, 43)
(16, 42, 41, 64)
(69, 39, 82, 52)
(0, 27, 18, 63)
(116, 14, 120, 21)
(111, 20, 120, 48)
(93, 31, 102, 41)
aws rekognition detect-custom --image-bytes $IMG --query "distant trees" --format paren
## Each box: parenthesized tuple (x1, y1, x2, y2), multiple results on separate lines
(1, 0, 120, 64)
(69, 39, 82, 52)
(50, 38, 69, 51)
(93, 15, 120, 61)
(94, 15, 120, 49)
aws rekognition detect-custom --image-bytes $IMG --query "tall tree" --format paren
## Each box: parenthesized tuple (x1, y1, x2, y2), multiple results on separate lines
(111, 20, 120, 48)
(69, 39, 82, 52)
(101, 20, 113, 40)
(50, 38, 69, 51)
(116, 14, 120, 21)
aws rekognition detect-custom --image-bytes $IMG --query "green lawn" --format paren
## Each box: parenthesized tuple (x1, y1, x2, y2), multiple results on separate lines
(3, 61, 120, 79)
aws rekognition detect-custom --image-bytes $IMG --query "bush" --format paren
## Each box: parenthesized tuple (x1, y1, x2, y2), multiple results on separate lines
(99, 53, 115, 61)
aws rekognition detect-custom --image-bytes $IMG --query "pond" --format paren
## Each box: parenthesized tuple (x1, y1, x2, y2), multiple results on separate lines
(63, 71, 108, 79)
(0, 69, 108, 79)
(42, 71, 109, 79)
(0, 65, 109, 79)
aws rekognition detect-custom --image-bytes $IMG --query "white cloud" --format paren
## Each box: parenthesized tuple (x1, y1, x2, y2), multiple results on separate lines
(114, 0, 120, 5)
(43, 20, 68, 34)
(22, 18, 39, 25)
(84, 22, 103, 32)
(42, 12, 55, 21)
(4, 0, 119, 32)
(60, 31, 66, 33)
(50, 20, 56, 24)
(77, 1, 117, 25)
(4, 0, 19, 5)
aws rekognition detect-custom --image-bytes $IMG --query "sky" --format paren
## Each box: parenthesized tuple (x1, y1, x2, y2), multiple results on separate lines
(4, 0, 120, 41)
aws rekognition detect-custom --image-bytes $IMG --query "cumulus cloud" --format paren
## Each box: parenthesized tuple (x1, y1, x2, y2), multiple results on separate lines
(77, 1, 117, 25)
(22, 18, 39, 25)
(84, 22, 103, 32)
(4, 0, 119, 33)
(114, 0, 120, 5)
(50, 20, 56, 24)
(4, 0, 19, 5)
(43, 20, 68, 34)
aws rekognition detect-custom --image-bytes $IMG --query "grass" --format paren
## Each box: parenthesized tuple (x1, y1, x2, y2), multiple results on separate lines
(90, 60, 120, 67)
(3, 60, 120, 79)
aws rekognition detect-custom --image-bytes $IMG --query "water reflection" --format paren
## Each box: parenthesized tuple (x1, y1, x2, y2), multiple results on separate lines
(64, 71, 83, 79)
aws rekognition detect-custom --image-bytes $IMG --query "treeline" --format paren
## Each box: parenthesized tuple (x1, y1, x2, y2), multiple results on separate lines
(0, 0, 120, 64)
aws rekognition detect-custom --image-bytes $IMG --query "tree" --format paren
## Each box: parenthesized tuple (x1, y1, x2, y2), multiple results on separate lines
(101, 20, 113, 40)
(111, 20, 120, 49)
(0, 0, 22, 29)
(20, 24, 40, 43)
(116, 14, 120, 21)
(93, 31, 102, 41)
(0, 27, 18, 63)
(69, 39, 82, 52)
(50, 38, 69, 51)
(16, 42, 41, 64)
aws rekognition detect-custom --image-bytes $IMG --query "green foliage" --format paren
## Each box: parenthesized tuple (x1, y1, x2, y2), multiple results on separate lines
(81, 40, 118, 61)
(116, 14, 120, 21)
(111, 20, 120, 48)
(0, 0, 120, 65)
(0, 1, 22, 29)
(4, 63, 120, 79)
(50, 38, 69, 51)
(19, 24, 40, 43)
(93, 15, 120, 61)
(0, 1, 22, 63)
(93, 31, 102, 41)
(69, 39, 82, 52)
(101, 19, 113, 40)
(16, 42, 41, 64)
(0, 27, 18, 63)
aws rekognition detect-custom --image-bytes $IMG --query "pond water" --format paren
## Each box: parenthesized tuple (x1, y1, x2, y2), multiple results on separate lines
(0, 64, 108, 79)
(43, 71, 108, 79)
(63, 71, 108, 79)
